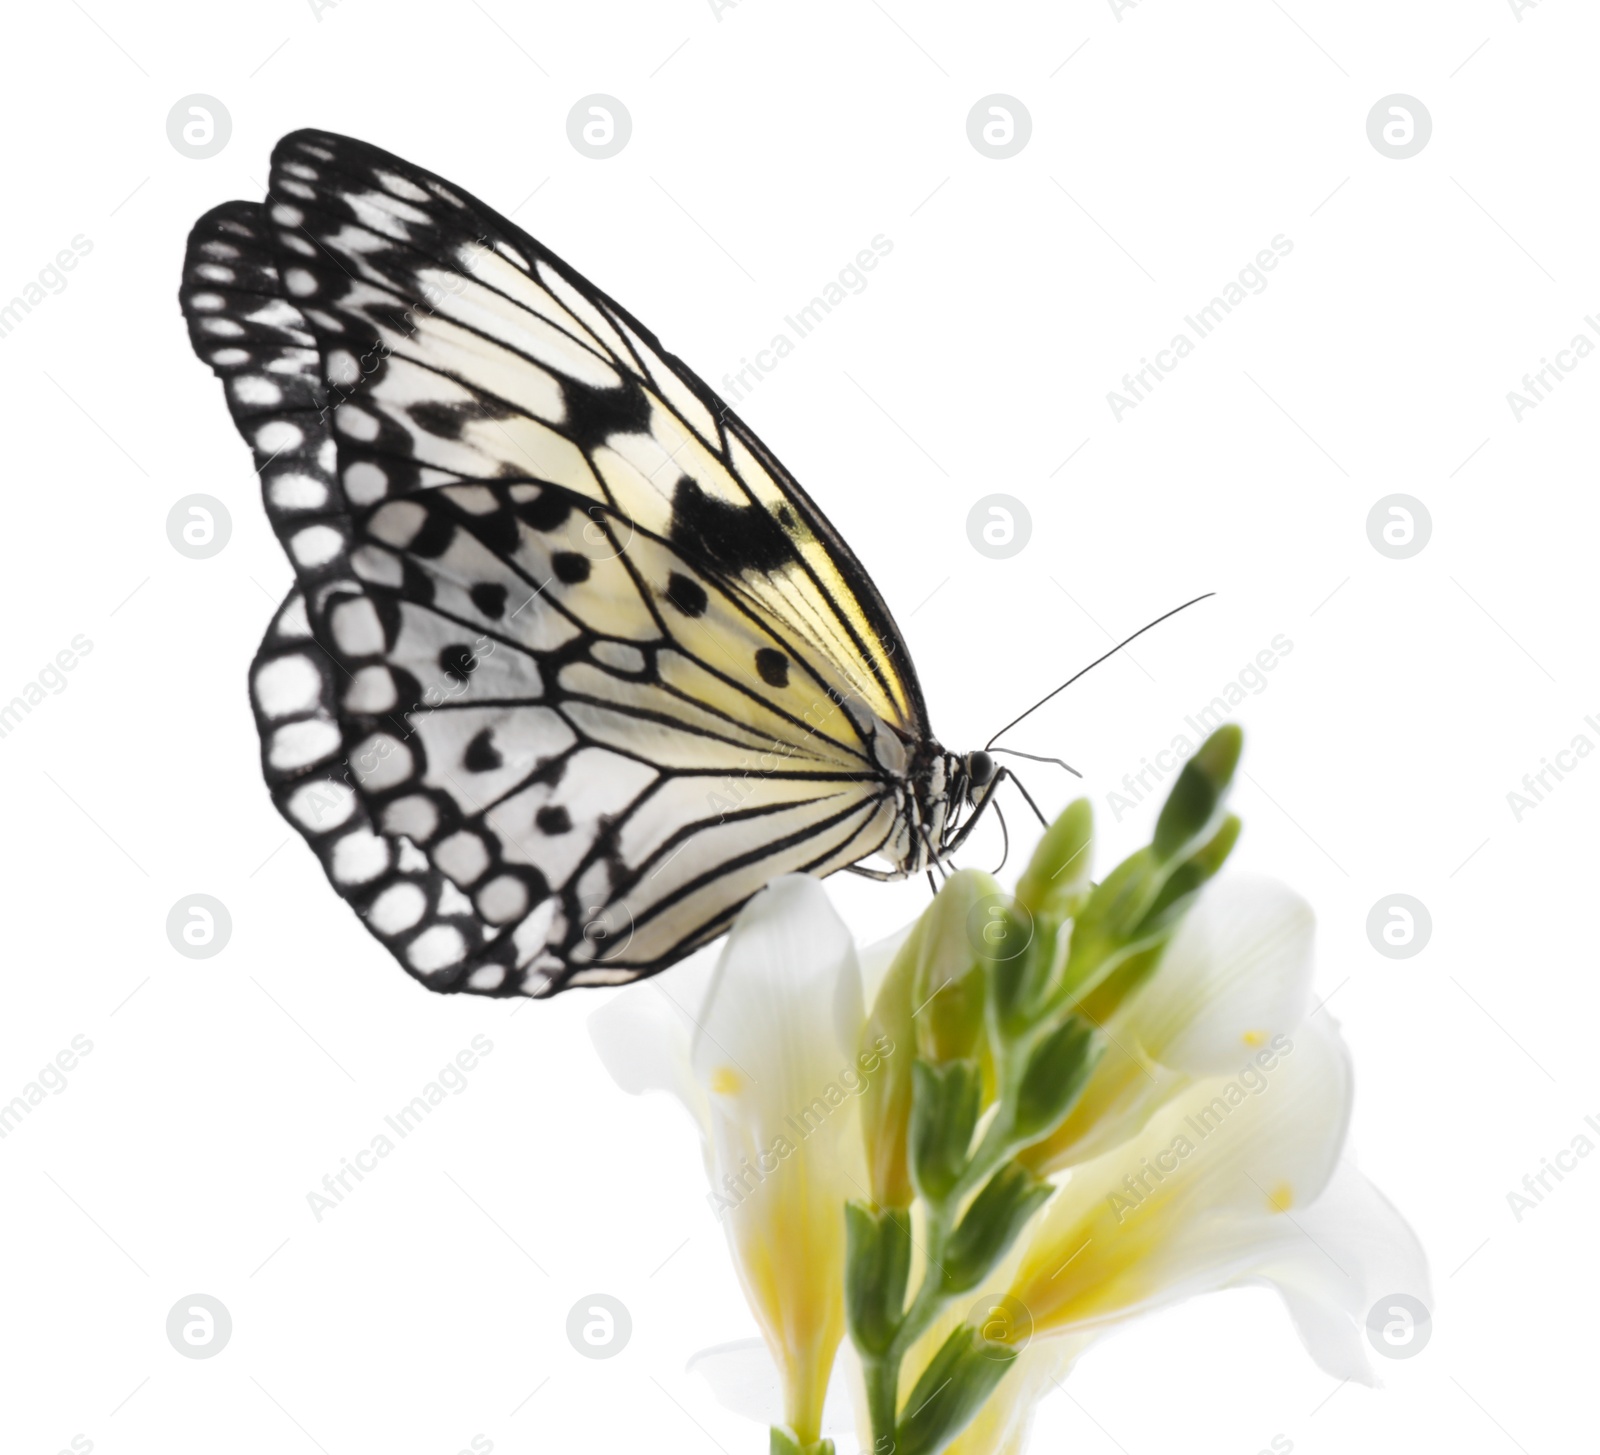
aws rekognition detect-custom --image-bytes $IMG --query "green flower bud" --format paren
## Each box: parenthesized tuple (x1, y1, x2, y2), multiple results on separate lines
(1011, 1016, 1102, 1144)
(892, 1323, 1018, 1455)
(1153, 724, 1241, 862)
(940, 1162, 1056, 1294)
(1013, 797, 1093, 921)
(845, 1201, 913, 1356)
(987, 911, 1055, 1043)
(909, 1059, 981, 1205)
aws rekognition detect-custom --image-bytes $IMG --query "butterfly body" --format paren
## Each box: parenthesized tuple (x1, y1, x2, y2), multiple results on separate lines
(180, 131, 1002, 996)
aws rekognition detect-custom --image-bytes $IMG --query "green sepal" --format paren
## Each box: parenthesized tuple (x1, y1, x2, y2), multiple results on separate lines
(845, 1201, 913, 1356)
(1013, 797, 1094, 921)
(909, 1059, 981, 1205)
(1139, 812, 1241, 935)
(940, 1162, 1055, 1293)
(988, 919, 1061, 1043)
(1011, 1016, 1102, 1144)
(1153, 724, 1241, 862)
(1056, 848, 1152, 1000)
(893, 1324, 1018, 1455)
(770, 1427, 835, 1455)
(1070, 815, 1240, 1024)
(1073, 941, 1165, 1028)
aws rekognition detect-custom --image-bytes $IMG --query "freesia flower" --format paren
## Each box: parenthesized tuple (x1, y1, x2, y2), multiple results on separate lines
(882, 871, 1428, 1455)
(991, 873, 1430, 1384)
(588, 729, 1430, 1455)
(589, 875, 882, 1450)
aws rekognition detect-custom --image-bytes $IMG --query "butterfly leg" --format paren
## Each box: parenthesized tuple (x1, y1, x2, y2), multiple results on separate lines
(1005, 770, 1052, 830)
(988, 801, 1011, 876)
(845, 862, 903, 882)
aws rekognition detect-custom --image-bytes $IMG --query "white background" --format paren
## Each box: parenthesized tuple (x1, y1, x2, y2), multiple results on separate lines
(0, 1, 1591, 1452)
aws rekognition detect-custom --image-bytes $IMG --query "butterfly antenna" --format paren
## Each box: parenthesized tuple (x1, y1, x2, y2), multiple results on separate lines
(985, 592, 1216, 751)
(991, 747, 1083, 779)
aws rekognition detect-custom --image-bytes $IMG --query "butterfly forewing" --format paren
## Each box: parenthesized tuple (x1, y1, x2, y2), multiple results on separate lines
(264, 130, 921, 732)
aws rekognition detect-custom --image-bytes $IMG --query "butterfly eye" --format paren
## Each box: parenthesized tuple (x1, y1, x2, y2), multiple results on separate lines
(966, 751, 996, 791)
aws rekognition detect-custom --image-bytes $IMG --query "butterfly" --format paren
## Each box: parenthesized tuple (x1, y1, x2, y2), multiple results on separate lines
(178, 129, 1018, 998)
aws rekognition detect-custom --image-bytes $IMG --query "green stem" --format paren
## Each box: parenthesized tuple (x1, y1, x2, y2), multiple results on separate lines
(861, 1204, 955, 1451)
(862, 1356, 899, 1448)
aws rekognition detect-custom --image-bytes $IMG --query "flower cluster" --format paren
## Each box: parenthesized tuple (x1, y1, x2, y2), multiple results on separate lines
(590, 727, 1428, 1455)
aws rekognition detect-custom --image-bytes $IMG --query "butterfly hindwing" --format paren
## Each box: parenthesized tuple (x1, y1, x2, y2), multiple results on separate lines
(250, 586, 520, 990)
(333, 480, 902, 991)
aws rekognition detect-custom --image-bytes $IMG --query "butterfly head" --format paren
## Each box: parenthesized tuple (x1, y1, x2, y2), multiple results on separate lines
(962, 750, 998, 804)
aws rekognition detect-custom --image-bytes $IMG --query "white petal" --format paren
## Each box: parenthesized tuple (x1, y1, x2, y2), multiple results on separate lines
(860, 919, 917, 1006)
(1138, 873, 1315, 1074)
(691, 875, 865, 1110)
(688, 1338, 856, 1434)
(586, 943, 720, 1136)
(687, 1339, 782, 1425)
(691, 875, 869, 1437)
(1242, 1159, 1432, 1384)
(1028, 873, 1316, 1172)
(1011, 1014, 1354, 1335)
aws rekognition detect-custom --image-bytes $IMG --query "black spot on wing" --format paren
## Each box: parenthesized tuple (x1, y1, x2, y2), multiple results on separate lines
(535, 805, 571, 834)
(561, 369, 654, 448)
(669, 478, 796, 575)
(439, 644, 478, 683)
(664, 572, 707, 618)
(755, 648, 789, 688)
(552, 551, 590, 584)
(470, 582, 508, 619)
(464, 728, 502, 772)
(410, 400, 481, 440)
